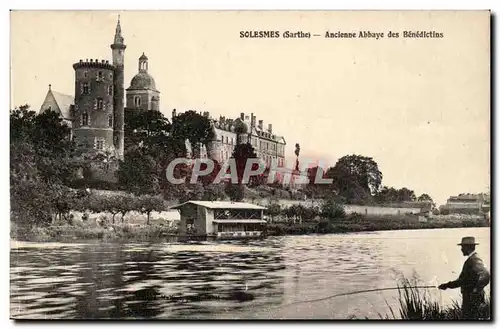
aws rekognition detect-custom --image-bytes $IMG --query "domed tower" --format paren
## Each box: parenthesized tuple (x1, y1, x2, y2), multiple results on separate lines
(72, 59, 116, 152)
(126, 53, 160, 112)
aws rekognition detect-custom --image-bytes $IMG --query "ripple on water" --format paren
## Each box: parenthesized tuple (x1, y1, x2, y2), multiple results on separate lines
(9, 228, 491, 319)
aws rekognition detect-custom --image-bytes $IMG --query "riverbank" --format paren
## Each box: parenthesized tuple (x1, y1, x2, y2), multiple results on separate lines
(10, 221, 179, 243)
(11, 213, 488, 243)
(265, 214, 489, 236)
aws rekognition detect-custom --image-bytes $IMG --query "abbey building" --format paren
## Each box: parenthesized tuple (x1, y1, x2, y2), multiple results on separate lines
(40, 18, 286, 167)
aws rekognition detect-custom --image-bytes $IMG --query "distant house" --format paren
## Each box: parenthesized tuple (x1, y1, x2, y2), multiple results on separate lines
(170, 201, 267, 240)
(445, 193, 488, 214)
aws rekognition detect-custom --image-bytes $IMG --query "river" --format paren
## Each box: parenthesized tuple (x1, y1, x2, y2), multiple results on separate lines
(10, 227, 490, 319)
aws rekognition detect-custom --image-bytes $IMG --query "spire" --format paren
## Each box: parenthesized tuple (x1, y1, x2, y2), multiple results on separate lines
(113, 15, 124, 45)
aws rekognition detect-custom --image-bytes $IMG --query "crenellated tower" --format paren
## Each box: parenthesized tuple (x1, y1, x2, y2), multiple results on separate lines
(111, 16, 126, 159)
(72, 59, 115, 152)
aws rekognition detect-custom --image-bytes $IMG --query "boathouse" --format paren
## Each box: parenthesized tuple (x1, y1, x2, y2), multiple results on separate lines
(170, 201, 267, 240)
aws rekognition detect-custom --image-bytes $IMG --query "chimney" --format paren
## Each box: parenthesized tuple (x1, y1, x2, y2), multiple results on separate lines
(251, 113, 256, 127)
(258, 120, 263, 129)
(240, 112, 244, 120)
(268, 124, 273, 133)
(172, 109, 177, 118)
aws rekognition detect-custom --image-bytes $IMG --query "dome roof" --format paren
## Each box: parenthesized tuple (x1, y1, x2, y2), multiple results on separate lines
(129, 72, 156, 90)
(139, 52, 148, 61)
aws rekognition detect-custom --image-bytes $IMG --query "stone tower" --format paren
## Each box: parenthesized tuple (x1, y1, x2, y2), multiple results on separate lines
(72, 59, 115, 151)
(126, 53, 160, 112)
(111, 16, 126, 159)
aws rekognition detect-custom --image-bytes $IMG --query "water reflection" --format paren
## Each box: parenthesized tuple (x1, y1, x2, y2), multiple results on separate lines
(11, 227, 490, 319)
(11, 241, 286, 319)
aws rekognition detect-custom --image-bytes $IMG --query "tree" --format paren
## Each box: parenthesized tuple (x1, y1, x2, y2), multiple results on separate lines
(117, 147, 158, 195)
(103, 195, 123, 224)
(124, 108, 171, 157)
(186, 182, 205, 201)
(138, 195, 165, 225)
(117, 194, 136, 223)
(329, 155, 383, 201)
(10, 179, 56, 227)
(171, 110, 214, 158)
(231, 142, 259, 184)
(417, 193, 435, 208)
(375, 186, 418, 203)
(10, 105, 79, 228)
(10, 105, 76, 185)
(266, 203, 282, 223)
(202, 184, 226, 201)
(225, 183, 245, 202)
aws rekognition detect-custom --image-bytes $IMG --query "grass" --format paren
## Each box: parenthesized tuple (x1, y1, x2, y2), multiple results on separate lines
(11, 219, 179, 242)
(380, 277, 490, 320)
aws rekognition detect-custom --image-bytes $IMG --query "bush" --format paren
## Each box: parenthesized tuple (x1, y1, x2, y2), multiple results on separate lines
(321, 199, 346, 220)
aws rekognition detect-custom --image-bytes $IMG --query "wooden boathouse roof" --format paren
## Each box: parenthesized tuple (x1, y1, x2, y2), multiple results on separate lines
(169, 200, 267, 210)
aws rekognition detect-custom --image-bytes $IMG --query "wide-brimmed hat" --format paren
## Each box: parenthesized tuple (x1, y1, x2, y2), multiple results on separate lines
(458, 236, 479, 246)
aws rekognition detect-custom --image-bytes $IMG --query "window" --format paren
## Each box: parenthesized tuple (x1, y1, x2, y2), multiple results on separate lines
(108, 115, 113, 128)
(82, 113, 89, 126)
(82, 82, 89, 95)
(109, 72, 113, 79)
(97, 71, 103, 80)
(95, 138, 105, 150)
(108, 85, 113, 96)
(97, 98, 103, 110)
(134, 96, 141, 107)
(84, 71, 88, 78)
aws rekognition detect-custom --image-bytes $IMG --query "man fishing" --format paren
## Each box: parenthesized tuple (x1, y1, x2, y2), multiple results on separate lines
(438, 236, 490, 320)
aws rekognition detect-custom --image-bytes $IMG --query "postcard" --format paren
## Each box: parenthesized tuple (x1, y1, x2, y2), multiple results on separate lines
(10, 10, 491, 320)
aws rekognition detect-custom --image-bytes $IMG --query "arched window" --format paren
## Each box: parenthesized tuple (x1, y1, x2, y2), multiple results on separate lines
(108, 115, 113, 128)
(134, 96, 141, 107)
(82, 113, 89, 126)
(108, 85, 113, 96)
(82, 82, 89, 95)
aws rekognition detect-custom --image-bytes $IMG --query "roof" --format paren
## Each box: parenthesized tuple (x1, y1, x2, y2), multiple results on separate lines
(169, 200, 266, 210)
(128, 72, 157, 91)
(51, 91, 74, 119)
(213, 219, 267, 224)
(139, 52, 149, 61)
(40, 89, 74, 120)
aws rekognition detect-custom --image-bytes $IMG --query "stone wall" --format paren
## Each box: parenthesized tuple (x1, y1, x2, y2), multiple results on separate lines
(249, 198, 423, 216)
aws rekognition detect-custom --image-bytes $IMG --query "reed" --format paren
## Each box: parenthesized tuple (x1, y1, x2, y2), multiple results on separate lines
(382, 277, 490, 320)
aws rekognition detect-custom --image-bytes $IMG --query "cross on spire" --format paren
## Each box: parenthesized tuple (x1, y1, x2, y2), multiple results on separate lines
(113, 14, 124, 45)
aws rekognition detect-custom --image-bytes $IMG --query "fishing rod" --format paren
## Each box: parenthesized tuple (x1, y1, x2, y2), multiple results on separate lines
(274, 285, 437, 309)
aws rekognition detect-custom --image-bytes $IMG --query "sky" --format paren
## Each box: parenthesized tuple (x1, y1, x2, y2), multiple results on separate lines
(10, 10, 490, 206)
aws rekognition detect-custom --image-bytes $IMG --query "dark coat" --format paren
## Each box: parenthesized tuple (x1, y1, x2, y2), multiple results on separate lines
(445, 253, 490, 319)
